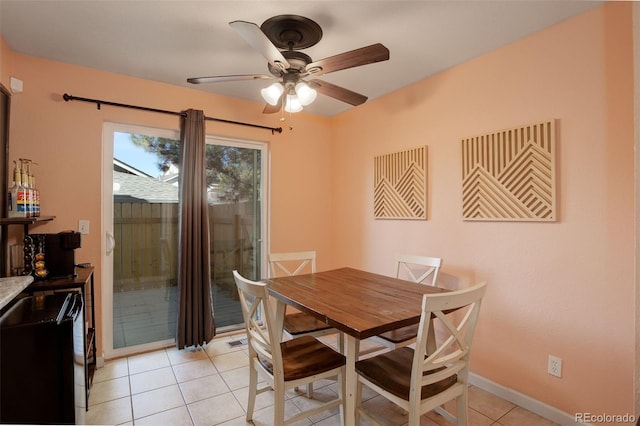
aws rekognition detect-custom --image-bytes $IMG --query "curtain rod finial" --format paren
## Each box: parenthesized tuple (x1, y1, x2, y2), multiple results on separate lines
(63, 93, 72, 102)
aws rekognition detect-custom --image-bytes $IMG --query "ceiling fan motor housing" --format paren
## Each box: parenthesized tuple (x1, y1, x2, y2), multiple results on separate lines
(268, 50, 313, 77)
(260, 15, 323, 50)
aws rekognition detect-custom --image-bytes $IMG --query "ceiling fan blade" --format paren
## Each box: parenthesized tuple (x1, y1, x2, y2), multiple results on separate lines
(263, 94, 283, 114)
(305, 43, 389, 76)
(229, 20, 290, 71)
(187, 74, 273, 84)
(309, 79, 368, 106)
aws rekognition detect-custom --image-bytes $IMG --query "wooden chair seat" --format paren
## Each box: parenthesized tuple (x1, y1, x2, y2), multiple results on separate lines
(283, 312, 332, 336)
(375, 323, 419, 344)
(258, 335, 345, 381)
(356, 347, 456, 400)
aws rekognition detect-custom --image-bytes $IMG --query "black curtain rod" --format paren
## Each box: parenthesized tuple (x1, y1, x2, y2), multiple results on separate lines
(62, 93, 283, 134)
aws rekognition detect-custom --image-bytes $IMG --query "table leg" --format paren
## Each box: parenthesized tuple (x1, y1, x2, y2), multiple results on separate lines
(343, 334, 358, 426)
(271, 298, 286, 342)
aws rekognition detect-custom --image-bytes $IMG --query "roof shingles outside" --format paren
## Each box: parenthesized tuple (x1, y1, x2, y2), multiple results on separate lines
(113, 171, 178, 203)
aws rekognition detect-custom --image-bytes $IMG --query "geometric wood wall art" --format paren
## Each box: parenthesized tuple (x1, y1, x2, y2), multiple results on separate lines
(461, 120, 557, 221)
(374, 146, 427, 219)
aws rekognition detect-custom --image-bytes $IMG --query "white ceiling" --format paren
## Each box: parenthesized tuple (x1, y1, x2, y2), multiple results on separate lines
(0, 0, 602, 117)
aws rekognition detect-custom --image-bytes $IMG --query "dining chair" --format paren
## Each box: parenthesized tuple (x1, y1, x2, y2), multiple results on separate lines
(268, 251, 336, 339)
(368, 254, 443, 350)
(232, 270, 346, 425)
(355, 281, 487, 426)
(268, 251, 343, 397)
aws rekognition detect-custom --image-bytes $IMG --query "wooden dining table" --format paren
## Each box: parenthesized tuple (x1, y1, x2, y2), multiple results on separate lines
(264, 267, 450, 426)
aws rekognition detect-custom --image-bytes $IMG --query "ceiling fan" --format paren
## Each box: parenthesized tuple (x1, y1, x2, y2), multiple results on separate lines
(187, 15, 390, 114)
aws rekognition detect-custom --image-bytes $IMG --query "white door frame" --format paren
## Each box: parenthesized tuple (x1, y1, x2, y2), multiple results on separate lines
(101, 122, 269, 360)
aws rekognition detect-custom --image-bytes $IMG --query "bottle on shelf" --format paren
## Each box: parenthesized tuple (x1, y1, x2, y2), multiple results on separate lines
(8, 160, 23, 218)
(27, 162, 40, 217)
(19, 159, 32, 217)
(34, 174, 40, 217)
(17, 158, 41, 218)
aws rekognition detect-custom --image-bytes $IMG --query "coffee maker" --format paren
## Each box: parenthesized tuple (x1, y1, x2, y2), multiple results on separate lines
(26, 231, 81, 279)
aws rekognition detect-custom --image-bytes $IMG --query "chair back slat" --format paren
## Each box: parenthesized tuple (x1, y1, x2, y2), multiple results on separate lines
(412, 282, 487, 390)
(233, 270, 283, 375)
(269, 251, 317, 278)
(396, 254, 442, 286)
(420, 360, 466, 386)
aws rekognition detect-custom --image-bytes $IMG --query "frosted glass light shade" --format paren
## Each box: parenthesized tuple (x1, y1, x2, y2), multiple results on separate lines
(261, 83, 284, 105)
(284, 94, 303, 113)
(295, 82, 317, 106)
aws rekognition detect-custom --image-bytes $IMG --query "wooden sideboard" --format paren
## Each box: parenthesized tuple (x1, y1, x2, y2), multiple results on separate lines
(24, 266, 96, 410)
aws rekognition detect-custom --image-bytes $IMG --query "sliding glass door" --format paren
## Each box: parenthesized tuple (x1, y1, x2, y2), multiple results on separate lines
(206, 139, 265, 331)
(103, 124, 266, 358)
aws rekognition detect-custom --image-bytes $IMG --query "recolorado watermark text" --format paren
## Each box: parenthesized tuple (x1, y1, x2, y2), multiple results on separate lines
(574, 413, 636, 424)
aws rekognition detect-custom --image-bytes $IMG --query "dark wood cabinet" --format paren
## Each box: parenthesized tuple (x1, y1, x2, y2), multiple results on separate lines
(24, 267, 96, 409)
(0, 216, 96, 410)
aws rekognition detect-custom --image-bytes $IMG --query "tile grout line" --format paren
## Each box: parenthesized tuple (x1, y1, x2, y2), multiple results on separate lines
(170, 348, 197, 426)
(494, 404, 518, 424)
(126, 355, 135, 425)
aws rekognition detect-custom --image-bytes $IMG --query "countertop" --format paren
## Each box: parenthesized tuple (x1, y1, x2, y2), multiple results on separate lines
(0, 275, 34, 310)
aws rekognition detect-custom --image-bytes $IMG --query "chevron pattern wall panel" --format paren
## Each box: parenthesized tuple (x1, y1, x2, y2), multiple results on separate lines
(461, 120, 557, 221)
(374, 146, 427, 219)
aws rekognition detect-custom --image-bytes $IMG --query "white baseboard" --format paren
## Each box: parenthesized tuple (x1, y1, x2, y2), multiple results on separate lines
(469, 373, 590, 426)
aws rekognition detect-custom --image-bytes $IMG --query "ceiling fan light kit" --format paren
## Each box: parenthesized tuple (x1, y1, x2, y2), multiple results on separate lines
(284, 93, 303, 113)
(261, 82, 284, 105)
(295, 82, 317, 105)
(188, 14, 390, 115)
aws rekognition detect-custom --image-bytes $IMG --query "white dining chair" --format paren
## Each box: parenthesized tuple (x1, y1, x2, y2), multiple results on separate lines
(233, 270, 346, 425)
(355, 281, 487, 425)
(268, 251, 343, 397)
(269, 251, 317, 278)
(368, 254, 442, 351)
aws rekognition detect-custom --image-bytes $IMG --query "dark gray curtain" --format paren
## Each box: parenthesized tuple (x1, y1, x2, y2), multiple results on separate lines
(177, 109, 215, 349)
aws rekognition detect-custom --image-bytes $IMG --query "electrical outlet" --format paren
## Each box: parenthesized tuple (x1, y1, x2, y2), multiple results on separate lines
(548, 355, 562, 377)
(78, 220, 90, 235)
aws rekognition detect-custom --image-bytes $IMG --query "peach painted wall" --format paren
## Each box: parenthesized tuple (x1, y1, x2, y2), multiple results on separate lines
(0, 1, 635, 420)
(330, 2, 634, 419)
(0, 37, 11, 89)
(0, 45, 333, 357)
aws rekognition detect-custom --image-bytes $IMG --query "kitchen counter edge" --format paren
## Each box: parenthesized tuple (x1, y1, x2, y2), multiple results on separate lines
(0, 276, 35, 310)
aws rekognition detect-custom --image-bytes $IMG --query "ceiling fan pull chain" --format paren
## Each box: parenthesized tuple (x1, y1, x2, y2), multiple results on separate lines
(288, 109, 294, 131)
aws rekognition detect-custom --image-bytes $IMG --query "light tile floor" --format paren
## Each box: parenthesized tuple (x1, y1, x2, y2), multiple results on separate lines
(87, 333, 559, 426)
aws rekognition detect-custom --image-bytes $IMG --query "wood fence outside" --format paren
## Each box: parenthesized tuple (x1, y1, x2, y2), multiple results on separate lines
(112, 201, 258, 295)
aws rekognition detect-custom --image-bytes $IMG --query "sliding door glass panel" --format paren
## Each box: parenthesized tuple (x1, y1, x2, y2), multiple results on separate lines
(112, 131, 180, 350)
(206, 138, 265, 332)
